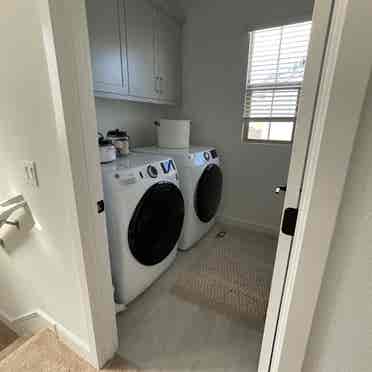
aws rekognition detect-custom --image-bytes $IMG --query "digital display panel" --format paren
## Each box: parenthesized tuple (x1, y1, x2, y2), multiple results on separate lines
(194, 153, 206, 167)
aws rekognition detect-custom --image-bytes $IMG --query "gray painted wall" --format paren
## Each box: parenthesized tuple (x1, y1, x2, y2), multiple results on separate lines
(95, 98, 169, 148)
(303, 75, 372, 371)
(0, 1, 88, 342)
(177, 0, 313, 232)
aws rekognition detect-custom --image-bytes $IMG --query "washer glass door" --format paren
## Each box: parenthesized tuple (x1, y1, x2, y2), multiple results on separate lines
(128, 182, 184, 266)
(195, 164, 223, 223)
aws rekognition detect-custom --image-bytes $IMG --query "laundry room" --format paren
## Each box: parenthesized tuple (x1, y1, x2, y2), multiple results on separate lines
(85, 0, 315, 369)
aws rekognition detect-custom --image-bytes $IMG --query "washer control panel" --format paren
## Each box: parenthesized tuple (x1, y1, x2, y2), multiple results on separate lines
(107, 157, 178, 187)
(138, 159, 177, 181)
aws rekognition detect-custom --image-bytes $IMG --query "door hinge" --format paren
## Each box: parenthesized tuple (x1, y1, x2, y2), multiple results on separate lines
(97, 200, 105, 214)
(282, 208, 298, 236)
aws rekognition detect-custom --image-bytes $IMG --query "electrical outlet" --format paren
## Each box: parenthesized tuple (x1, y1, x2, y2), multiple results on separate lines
(23, 161, 39, 187)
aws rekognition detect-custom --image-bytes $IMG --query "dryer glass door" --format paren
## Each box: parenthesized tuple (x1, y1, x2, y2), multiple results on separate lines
(195, 164, 223, 223)
(128, 182, 184, 266)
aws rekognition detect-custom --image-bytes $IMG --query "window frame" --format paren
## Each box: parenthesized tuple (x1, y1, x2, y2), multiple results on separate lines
(242, 22, 310, 144)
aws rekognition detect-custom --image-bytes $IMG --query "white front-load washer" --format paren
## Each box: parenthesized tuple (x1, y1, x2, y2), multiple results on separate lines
(101, 153, 184, 305)
(134, 147, 223, 251)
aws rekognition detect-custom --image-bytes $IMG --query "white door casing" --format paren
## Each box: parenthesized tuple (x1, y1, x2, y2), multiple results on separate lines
(47, 0, 118, 367)
(258, 0, 334, 371)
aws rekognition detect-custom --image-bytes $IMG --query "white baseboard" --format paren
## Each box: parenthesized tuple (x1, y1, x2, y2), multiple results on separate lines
(217, 215, 279, 238)
(0, 308, 93, 365)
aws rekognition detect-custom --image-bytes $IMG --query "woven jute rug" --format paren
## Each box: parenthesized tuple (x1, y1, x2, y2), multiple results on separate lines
(171, 237, 274, 329)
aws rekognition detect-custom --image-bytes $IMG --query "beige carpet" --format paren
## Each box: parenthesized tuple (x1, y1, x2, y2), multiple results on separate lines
(0, 329, 138, 372)
(172, 234, 274, 329)
(0, 322, 17, 353)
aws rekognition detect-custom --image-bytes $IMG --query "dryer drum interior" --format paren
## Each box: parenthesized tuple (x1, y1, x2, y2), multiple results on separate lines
(128, 182, 185, 266)
(195, 164, 223, 223)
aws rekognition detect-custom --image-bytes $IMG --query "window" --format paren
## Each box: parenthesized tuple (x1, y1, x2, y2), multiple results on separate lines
(243, 21, 312, 143)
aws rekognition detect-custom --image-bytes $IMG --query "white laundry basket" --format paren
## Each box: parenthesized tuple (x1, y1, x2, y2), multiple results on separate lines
(155, 120, 191, 149)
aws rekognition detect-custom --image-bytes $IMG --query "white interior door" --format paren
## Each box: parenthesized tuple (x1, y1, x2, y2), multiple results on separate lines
(258, 1, 334, 371)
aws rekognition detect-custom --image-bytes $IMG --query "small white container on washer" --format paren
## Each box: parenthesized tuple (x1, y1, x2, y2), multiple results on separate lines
(98, 133, 117, 164)
(155, 120, 190, 149)
(99, 143, 116, 164)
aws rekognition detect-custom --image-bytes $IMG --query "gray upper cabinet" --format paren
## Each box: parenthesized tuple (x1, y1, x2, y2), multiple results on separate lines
(126, 0, 157, 100)
(86, 0, 128, 95)
(86, 0, 181, 105)
(155, 10, 181, 103)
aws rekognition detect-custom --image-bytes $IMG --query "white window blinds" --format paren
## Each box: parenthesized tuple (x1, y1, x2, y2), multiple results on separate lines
(243, 21, 312, 142)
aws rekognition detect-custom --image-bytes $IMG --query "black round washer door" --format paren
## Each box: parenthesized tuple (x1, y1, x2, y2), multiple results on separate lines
(195, 164, 223, 223)
(128, 182, 184, 266)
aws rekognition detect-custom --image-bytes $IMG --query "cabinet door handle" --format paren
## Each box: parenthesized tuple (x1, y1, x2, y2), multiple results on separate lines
(154, 76, 159, 93)
(159, 77, 163, 94)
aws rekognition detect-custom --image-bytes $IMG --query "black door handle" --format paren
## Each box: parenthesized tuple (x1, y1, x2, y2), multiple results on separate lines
(275, 185, 287, 194)
(282, 208, 298, 236)
(97, 200, 105, 214)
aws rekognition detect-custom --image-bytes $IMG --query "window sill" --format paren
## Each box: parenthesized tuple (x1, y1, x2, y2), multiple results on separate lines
(243, 139, 293, 146)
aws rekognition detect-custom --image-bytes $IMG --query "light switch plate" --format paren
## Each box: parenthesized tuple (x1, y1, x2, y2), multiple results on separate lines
(23, 161, 39, 187)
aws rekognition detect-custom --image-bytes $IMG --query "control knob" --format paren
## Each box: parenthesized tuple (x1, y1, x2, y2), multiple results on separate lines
(147, 165, 158, 178)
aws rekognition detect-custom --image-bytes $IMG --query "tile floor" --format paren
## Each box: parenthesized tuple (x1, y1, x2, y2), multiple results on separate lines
(117, 225, 277, 371)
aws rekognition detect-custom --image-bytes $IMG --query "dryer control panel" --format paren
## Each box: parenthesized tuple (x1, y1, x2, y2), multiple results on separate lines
(193, 149, 218, 167)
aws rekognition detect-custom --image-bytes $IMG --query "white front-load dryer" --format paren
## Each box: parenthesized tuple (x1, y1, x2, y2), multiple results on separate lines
(134, 147, 223, 251)
(101, 153, 184, 305)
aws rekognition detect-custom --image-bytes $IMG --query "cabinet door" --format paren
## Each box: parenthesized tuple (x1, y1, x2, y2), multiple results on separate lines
(156, 11, 181, 103)
(86, 0, 128, 94)
(126, 0, 157, 99)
